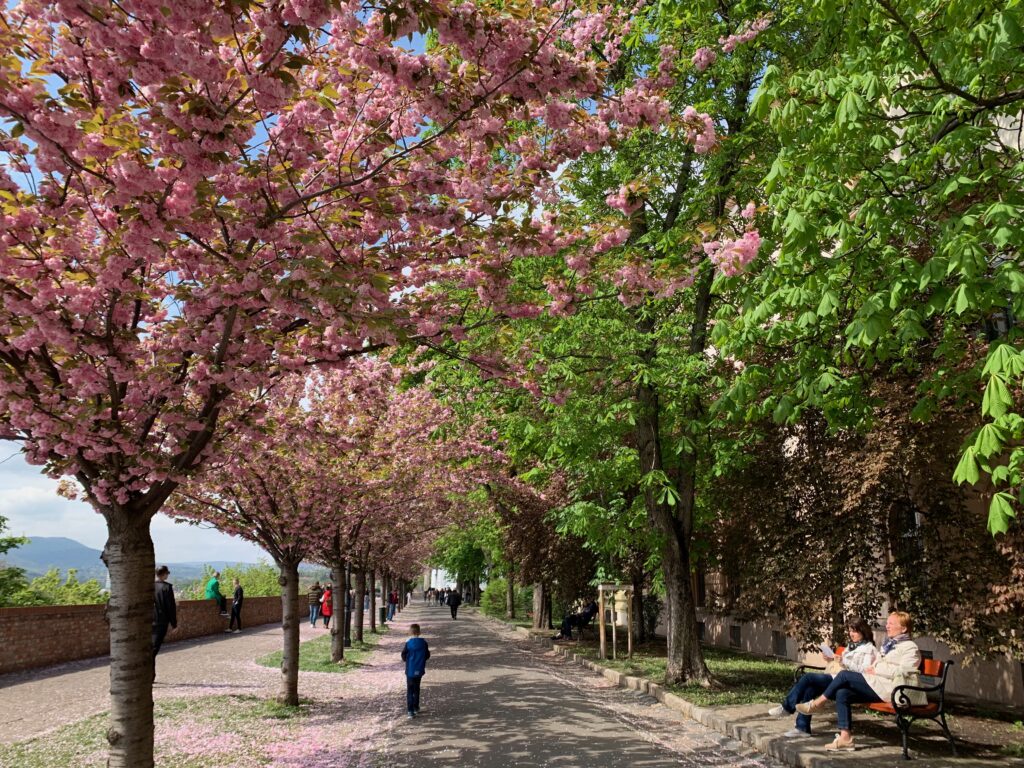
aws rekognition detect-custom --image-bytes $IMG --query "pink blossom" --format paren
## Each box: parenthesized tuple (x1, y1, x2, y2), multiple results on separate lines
(692, 47, 717, 72)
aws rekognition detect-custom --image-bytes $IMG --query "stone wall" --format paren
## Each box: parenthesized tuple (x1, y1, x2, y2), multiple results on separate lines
(0, 596, 281, 675)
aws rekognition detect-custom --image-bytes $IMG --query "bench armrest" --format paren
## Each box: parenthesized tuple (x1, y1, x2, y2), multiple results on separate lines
(890, 682, 944, 710)
(794, 663, 827, 682)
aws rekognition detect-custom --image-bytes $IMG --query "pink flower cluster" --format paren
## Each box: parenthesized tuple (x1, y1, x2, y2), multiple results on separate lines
(691, 15, 771, 72)
(605, 184, 643, 215)
(720, 16, 772, 53)
(692, 47, 717, 72)
(704, 230, 762, 276)
(682, 106, 717, 154)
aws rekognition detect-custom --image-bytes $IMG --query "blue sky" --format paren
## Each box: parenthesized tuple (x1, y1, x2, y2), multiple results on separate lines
(0, 451, 266, 562)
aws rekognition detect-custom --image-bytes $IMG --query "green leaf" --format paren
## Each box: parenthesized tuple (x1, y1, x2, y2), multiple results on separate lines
(982, 374, 1012, 418)
(975, 423, 1006, 458)
(817, 290, 839, 317)
(995, 11, 1024, 45)
(953, 284, 971, 315)
(953, 446, 980, 485)
(988, 492, 1015, 536)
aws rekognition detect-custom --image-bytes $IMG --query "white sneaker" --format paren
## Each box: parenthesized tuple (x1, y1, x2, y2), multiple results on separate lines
(782, 729, 813, 739)
(767, 705, 787, 717)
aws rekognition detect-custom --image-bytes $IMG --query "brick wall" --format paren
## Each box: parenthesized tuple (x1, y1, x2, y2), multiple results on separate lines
(0, 596, 281, 675)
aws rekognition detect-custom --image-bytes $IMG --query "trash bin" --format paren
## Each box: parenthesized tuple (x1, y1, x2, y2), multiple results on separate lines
(379, 606, 387, 625)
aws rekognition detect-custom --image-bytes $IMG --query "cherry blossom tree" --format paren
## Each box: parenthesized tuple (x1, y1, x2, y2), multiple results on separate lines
(0, 1, 665, 763)
(168, 374, 335, 705)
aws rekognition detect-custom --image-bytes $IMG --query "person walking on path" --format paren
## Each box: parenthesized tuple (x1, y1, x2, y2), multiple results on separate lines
(205, 571, 227, 615)
(447, 588, 462, 620)
(153, 565, 177, 666)
(308, 581, 324, 627)
(321, 584, 334, 629)
(227, 578, 244, 633)
(400, 623, 431, 718)
(387, 589, 399, 621)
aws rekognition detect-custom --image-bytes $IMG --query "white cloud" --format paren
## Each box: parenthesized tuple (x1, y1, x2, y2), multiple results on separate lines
(0, 452, 266, 563)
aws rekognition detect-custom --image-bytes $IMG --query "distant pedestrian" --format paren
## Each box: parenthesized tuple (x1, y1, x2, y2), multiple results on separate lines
(321, 584, 333, 629)
(387, 589, 399, 621)
(308, 581, 324, 627)
(205, 571, 227, 615)
(448, 588, 462, 620)
(401, 623, 431, 718)
(153, 565, 177, 669)
(227, 578, 244, 633)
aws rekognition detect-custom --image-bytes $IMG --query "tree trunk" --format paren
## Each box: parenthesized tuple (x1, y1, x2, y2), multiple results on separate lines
(532, 582, 552, 630)
(369, 570, 377, 633)
(636, 372, 713, 686)
(354, 568, 366, 643)
(276, 557, 301, 705)
(101, 508, 157, 768)
(506, 568, 516, 619)
(330, 557, 347, 663)
(631, 573, 645, 644)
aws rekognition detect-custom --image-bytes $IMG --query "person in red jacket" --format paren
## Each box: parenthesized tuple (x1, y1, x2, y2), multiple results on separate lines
(320, 584, 334, 629)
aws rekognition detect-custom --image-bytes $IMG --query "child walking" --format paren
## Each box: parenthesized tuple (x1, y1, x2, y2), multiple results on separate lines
(400, 624, 431, 719)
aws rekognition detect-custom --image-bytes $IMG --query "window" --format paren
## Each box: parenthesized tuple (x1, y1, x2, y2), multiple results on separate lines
(729, 625, 741, 648)
(772, 630, 788, 657)
(697, 621, 706, 642)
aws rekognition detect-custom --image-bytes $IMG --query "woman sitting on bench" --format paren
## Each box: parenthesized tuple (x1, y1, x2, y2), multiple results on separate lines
(553, 598, 599, 640)
(768, 617, 877, 739)
(797, 610, 924, 752)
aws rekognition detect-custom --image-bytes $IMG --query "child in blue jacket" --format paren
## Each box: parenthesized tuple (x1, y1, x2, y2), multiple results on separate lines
(400, 623, 431, 718)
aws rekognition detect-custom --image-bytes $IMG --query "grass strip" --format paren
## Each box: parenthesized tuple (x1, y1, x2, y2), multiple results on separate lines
(256, 626, 388, 673)
(572, 644, 795, 707)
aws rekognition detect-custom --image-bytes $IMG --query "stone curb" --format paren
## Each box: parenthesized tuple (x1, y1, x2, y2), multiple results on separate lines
(472, 616, 1018, 768)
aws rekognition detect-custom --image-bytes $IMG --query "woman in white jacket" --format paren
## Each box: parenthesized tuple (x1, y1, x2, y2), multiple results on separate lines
(798, 611, 923, 751)
(768, 618, 877, 739)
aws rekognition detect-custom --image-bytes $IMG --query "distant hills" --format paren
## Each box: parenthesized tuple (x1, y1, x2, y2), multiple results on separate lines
(0, 536, 291, 584)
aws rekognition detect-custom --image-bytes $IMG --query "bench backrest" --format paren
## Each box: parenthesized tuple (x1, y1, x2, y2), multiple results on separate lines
(836, 645, 948, 679)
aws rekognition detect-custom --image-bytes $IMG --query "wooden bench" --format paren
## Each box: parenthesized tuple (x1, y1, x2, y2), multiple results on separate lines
(795, 646, 956, 759)
(570, 615, 596, 641)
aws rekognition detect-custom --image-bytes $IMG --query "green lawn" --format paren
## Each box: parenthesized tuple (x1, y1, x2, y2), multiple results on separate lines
(256, 626, 388, 673)
(572, 644, 796, 707)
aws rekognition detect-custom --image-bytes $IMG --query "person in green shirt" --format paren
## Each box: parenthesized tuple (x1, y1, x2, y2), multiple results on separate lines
(205, 571, 227, 615)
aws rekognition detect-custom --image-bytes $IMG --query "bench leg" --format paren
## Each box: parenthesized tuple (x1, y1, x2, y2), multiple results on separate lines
(937, 713, 956, 756)
(896, 714, 912, 760)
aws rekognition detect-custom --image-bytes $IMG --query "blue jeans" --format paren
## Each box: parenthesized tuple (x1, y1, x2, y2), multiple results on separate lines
(783, 673, 833, 733)
(309, 604, 320, 626)
(387, 604, 396, 621)
(822, 670, 882, 730)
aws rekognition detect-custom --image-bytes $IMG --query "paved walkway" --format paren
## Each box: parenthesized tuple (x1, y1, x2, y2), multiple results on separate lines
(1, 604, 781, 767)
(381, 605, 776, 767)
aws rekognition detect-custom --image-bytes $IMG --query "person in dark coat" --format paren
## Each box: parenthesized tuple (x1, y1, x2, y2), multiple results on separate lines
(553, 598, 599, 640)
(401, 623, 431, 717)
(447, 588, 462, 620)
(227, 578, 244, 633)
(153, 565, 177, 667)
